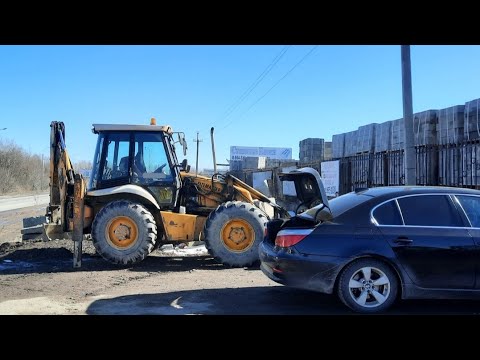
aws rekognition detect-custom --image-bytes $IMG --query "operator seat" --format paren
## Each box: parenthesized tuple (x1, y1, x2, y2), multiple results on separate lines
(119, 156, 129, 175)
(134, 152, 146, 173)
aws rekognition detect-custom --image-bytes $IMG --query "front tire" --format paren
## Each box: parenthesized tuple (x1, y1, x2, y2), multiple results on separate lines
(91, 201, 157, 265)
(203, 201, 267, 267)
(337, 258, 398, 314)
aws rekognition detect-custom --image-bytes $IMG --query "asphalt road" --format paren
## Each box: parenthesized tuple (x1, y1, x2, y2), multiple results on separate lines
(0, 194, 49, 212)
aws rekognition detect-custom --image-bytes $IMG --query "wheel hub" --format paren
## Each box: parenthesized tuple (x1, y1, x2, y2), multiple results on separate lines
(362, 280, 374, 291)
(221, 218, 255, 252)
(114, 224, 130, 240)
(106, 216, 139, 249)
(228, 227, 247, 245)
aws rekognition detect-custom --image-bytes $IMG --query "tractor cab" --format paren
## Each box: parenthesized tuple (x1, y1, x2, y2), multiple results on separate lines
(88, 121, 188, 210)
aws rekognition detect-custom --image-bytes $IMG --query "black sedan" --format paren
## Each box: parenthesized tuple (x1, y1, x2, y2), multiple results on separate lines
(260, 182, 480, 313)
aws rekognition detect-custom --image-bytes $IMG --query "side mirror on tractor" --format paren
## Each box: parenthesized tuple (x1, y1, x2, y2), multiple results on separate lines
(180, 158, 190, 173)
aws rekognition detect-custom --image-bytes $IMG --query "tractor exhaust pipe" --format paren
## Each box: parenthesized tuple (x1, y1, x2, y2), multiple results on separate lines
(210, 127, 217, 174)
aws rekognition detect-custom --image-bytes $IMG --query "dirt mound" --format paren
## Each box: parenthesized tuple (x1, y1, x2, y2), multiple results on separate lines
(0, 242, 22, 255)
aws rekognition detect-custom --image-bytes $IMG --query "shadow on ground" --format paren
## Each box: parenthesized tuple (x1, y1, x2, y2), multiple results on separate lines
(0, 246, 232, 275)
(86, 286, 480, 315)
(86, 286, 342, 315)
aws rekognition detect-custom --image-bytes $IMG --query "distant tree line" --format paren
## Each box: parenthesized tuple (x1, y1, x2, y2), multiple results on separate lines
(0, 139, 91, 195)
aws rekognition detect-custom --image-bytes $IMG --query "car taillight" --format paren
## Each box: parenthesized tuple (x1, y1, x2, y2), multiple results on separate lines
(275, 229, 313, 247)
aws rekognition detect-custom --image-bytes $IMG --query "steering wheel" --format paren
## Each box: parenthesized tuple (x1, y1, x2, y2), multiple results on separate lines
(295, 202, 309, 215)
(110, 170, 125, 178)
(310, 198, 323, 208)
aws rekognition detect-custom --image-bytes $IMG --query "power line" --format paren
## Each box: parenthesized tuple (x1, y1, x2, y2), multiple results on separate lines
(219, 45, 319, 132)
(211, 45, 291, 129)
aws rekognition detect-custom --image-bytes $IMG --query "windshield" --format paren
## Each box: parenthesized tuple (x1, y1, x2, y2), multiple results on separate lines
(299, 191, 372, 221)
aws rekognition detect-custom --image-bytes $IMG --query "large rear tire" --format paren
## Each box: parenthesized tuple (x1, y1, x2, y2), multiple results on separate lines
(91, 200, 157, 265)
(203, 201, 267, 267)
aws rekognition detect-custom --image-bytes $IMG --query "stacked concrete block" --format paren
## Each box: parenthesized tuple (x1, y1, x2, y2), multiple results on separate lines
(324, 142, 332, 160)
(390, 118, 405, 151)
(437, 105, 465, 145)
(332, 133, 345, 159)
(344, 130, 358, 157)
(299, 138, 324, 162)
(229, 160, 242, 171)
(464, 98, 480, 141)
(375, 121, 392, 153)
(242, 156, 266, 170)
(357, 123, 377, 153)
(265, 158, 298, 168)
(413, 110, 438, 146)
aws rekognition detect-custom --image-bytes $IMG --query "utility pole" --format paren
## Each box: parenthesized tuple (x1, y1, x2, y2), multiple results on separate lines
(401, 45, 416, 185)
(210, 127, 217, 174)
(193, 132, 203, 176)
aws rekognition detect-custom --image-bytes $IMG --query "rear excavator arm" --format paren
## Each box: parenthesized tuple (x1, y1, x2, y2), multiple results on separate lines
(44, 121, 76, 237)
(44, 121, 86, 268)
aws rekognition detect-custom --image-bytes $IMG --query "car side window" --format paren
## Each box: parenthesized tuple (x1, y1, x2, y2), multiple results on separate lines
(456, 195, 480, 228)
(372, 200, 403, 225)
(397, 195, 463, 227)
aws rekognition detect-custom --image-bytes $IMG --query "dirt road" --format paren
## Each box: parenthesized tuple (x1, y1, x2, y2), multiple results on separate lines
(3, 206, 480, 315)
(0, 238, 285, 315)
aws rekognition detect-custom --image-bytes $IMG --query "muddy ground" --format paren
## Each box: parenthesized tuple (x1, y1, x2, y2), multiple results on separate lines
(3, 206, 480, 315)
(0, 206, 288, 315)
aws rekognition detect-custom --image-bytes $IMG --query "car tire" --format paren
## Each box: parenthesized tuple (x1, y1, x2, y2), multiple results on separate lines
(92, 201, 157, 265)
(337, 258, 398, 314)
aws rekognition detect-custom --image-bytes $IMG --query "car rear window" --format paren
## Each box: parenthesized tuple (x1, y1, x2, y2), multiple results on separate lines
(301, 192, 372, 220)
(372, 200, 403, 225)
(455, 195, 480, 227)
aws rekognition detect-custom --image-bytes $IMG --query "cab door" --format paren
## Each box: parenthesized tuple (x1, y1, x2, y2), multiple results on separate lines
(133, 132, 178, 208)
(95, 132, 132, 189)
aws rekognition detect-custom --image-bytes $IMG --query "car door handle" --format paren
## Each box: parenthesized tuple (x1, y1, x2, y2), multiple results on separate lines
(394, 237, 413, 244)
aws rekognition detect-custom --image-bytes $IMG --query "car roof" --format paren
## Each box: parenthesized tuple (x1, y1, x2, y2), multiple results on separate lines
(355, 186, 480, 198)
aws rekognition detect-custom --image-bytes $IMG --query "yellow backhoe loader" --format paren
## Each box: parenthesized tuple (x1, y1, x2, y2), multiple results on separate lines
(44, 119, 326, 268)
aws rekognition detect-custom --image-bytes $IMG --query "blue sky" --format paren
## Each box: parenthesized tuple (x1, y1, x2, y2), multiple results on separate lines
(0, 45, 479, 170)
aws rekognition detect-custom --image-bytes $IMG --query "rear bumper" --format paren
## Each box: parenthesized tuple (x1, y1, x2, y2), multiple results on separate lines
(259, 241, 348, 294)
